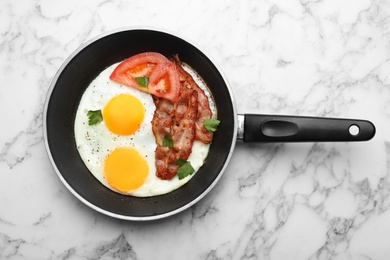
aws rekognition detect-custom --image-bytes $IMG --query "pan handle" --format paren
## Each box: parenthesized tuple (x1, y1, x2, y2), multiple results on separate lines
(237, 114, 376, 142)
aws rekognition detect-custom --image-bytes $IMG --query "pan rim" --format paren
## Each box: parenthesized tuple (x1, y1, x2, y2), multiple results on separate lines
(43, 26, 238, 221)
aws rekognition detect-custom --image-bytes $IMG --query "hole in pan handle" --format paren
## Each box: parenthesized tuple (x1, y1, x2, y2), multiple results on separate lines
(238, 114, 376, 142)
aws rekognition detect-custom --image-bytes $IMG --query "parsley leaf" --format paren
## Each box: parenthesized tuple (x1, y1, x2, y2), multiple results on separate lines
(87, 110, 103, 125)
(204, 118, 220, 132)
(163, 134, 174, 147)
(176, 158, 195, 180)
(176, 158, 187, 167)
(135, 76, 149, 88)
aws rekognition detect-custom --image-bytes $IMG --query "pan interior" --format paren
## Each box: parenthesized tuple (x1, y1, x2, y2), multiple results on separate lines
(45, 29, 236, 220)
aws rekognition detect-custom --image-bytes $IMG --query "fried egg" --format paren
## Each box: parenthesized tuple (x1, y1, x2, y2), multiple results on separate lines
(74, 63, 213, 197)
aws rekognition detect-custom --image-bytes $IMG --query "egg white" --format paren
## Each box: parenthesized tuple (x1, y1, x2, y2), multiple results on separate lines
(74, 63, 212, 197)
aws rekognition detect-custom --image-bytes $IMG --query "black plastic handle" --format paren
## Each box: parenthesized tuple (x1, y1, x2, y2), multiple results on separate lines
(242, 114, 376, 142)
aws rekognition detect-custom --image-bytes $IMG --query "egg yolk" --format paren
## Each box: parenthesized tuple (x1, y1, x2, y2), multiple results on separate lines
(104, 147, 148, 192)
(103, 94, 145, 135)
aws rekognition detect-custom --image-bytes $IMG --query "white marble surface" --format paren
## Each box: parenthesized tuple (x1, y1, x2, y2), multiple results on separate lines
(1, 0, 390, 259)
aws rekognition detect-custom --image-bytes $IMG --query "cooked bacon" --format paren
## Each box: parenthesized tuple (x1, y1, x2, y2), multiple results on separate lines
(155, 146, 170, 177)
(172, 87, 198, 159)
(152, 55, 215, 179)
(151, 98, 174, 145)
(152, 98, 174, 179)
(173, 55, 213, 144)
(152, 86, 198, 180)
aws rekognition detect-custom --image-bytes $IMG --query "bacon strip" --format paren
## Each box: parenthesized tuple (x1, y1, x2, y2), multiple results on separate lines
(173, 55, 213, 144)
(152, 87, 198, 180)
(152, 98, 174, 179)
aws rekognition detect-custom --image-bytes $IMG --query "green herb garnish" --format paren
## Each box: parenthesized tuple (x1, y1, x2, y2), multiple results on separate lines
(135, 76, 149, 88)
(162, 134, 174, 148)
(203, 118, 220, 132)
(176, 158, 195, 180)
(87, 110, 103, 125)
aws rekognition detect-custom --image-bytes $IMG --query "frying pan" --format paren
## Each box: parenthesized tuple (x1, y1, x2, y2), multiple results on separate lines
(44, 28, 376, 221)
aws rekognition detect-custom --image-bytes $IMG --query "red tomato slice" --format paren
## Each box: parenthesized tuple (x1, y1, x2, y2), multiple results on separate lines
(148, 62, 181, 102)
(109, 52, 181, 102)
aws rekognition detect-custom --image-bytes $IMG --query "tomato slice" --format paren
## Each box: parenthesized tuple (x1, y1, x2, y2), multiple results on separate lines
(109, 52, 181, 102)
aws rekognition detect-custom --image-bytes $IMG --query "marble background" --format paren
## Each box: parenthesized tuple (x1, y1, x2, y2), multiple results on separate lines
(1, 0, 390, 259)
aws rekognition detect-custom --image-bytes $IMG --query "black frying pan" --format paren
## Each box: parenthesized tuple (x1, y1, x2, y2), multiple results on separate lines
(44, 28, 375, 221)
